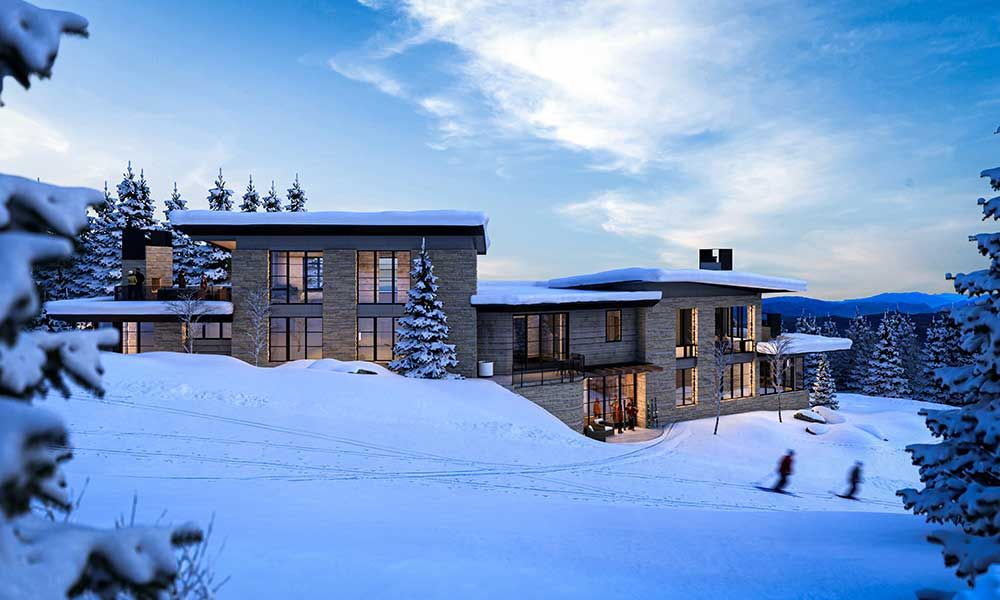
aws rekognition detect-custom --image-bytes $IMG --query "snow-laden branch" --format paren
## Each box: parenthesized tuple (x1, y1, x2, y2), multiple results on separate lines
(0, 0, 88, 101)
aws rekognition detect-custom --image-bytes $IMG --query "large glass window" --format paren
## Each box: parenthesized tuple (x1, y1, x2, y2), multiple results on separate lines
(121, 321, 154, 354)
(357, 317, 398, 363)
(676, 308, 696, 358)
(676, 368, 696, 406)
(759, 357, 806, 395)
(270, 251, 323, 304)
(188, 322, 232, 339)
(357, 251, 410, 304)
(269, 317, 322, 362)
(722, 361, 754, 400)
(513, 313, 568, 368)
(605, 309, 622, 342)
(715, 305, 752, 352)
(585, 373, 637, 424)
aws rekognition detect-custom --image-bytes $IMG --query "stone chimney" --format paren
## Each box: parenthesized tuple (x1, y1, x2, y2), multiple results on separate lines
(698, 248, 733, 271)
(122, 227, 173, 292)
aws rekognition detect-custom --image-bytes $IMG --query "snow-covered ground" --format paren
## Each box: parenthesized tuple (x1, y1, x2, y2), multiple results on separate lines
(43, 353, 962, 599)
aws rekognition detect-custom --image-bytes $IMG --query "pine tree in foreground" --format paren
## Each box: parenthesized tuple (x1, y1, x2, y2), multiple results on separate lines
(898, 136, 1000, 589)
(285, 173, 307, 212)
(207, 168, 233, 211)
(810, 352, 838, 409)
(239, 174, 261, 212)
(842, 311, 875, 392)
(920, 310, 969, 405)
(0, 3, 201, 596)
(389, 240, 459, 379)
(862, 313, 911, 398)
(262, 180, 282, 212)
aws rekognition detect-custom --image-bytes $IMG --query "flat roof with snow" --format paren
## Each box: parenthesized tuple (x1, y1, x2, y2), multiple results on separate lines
(472, 280, 662, 309)
(547, 267, 807, 293)
(45, 297, 234, 322)
(170, 209, 491, 254)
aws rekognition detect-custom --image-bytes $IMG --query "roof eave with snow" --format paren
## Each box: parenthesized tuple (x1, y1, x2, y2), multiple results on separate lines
(472, 281, 662, 308)
(44, 298, 234, 322)
(547, 267, 807, 294)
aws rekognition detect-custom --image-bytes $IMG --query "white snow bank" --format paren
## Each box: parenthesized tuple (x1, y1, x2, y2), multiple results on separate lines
(814, 405, 846, 424)
(794, 409, 826, 424)
(472, 280, 661, 306)
(805, 423, 829, 435)
(547, 267, 807, 292)
(278, 358, 394, 376)
(170, 209, 489, 228)
(757, 333, 852, 355)
(45, 297, 233, 317)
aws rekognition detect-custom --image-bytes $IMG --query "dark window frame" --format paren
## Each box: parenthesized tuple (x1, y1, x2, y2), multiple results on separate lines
(605, 309, 622, 342)
(758, 356, 806, 395)
(722, 360, 754, 400)
(270, 250, 324, 305)
(675, 367, 696, 407)
(357, 250, 411, 305)
(675, 308, 697, 358)
(268, 316, 323, 362)
(121, 321, 154, 354)
(585, 373, 637, 423)
(357, 316, 398, 363)
(188, 322, 233, 340)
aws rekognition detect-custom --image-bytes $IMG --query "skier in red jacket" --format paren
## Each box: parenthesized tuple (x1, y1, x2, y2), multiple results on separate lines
(773, 450, 795, 493)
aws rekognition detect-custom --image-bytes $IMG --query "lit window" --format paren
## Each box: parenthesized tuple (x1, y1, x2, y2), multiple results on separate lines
(270, 251, 323, 304)
(605, 309, 622, 342)
(357, 317, 398, 362)
(676, 368, 696, 406)
(269, 317, 322, 362)
(357, 251, 410, 304)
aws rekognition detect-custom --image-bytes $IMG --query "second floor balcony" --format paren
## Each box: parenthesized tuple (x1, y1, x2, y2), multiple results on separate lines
(114, 284, 232, 302)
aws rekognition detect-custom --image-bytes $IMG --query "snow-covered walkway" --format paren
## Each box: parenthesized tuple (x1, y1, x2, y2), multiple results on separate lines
(44, 353, 960, 599)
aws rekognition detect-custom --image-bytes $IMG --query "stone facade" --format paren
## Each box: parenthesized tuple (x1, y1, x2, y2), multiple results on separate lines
(323, 249, 358, 361)
(144, 246, 173, 288)
(514, 381, 586, 431)
(149, 322, 183, 353)
(428, 248, 478, 378)
(229, 248, 268, 365)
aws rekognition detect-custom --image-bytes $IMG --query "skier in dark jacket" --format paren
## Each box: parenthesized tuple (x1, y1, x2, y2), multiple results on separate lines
(843, 461, 863, 500)
(773, 450, 795, 493)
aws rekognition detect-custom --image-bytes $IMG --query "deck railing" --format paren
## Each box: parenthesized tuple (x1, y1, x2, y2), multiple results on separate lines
(511, 353, 586, 388)
(114, 285, 232, 302)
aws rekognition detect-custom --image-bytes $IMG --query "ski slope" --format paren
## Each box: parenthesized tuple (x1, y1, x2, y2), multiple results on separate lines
(43, 352, 962, 599)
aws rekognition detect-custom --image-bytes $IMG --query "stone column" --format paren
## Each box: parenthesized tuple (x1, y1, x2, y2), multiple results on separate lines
(230, 248, 268, 365)
(428, 248, 478, 378)
(639, 301, 674, 418)
(323, 249, 358, 360)
(696, 302, 718, 406)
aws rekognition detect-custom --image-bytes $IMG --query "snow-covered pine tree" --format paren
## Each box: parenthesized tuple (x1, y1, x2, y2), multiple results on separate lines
(0, 3, 201, 596)
(164, 182, 206, 282)
(204, 170, 232, 283)
(810, 352, 838, 409)
(80, 180, 124, 295)
(116, 161, 155, 229)
(898, 141, 1000, 587)
(207, 168, 233, 211)
(843, 311, 875, 392)
(262, 180, 282, 212)
(285, 173, 307, 212)
(920, 311, 969, 405)
(892, 310, 921, 392)
(795, 313, 821, 389)
(389, 239, 459, 379)
(239, 174, 261, 212)
(862, 312, 912, 398)
(820, 317, 849, 389)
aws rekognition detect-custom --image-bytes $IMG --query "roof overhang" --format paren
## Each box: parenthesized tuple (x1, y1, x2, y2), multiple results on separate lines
(45, 299, 234, 323)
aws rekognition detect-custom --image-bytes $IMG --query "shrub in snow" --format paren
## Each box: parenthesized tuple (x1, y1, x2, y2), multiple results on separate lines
(239, 175, 260, 213)
(810, 352, 838, 409)
(898, 147, 1000, 588)
(261, 180, 282, 213)
(389, 240, 459, 379)
(793, 409, 826, 424)
(285, 174, 307, 212)
(0, 4, 201, 597)
(863, 312, 911, 398)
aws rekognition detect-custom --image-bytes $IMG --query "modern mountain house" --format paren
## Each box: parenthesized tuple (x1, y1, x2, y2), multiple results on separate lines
(46, 210, 849, 437)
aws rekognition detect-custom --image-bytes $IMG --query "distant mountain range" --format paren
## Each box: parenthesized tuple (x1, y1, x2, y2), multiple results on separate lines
(763, 292, 966, 319)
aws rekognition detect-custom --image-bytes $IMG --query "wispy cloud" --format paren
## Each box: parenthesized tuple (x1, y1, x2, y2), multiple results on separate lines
(328, 57, 406, 98)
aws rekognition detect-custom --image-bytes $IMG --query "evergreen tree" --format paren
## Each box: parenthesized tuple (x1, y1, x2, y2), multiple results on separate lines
(116, 161, 155, 229)
(920, 311, 970, 405)
(164, 182, 207, 282)
(892, 310, 921, 391)
(389, 240, 459, 379)
(863, 311, 911, 398)
(207, 168, 233, 211)
(898, 149, 1000, 587)
(262, 180, 282, 212)
(810, 352, 838, 409)
(285, 173, 307, 212)
(80, 181, 124, 296)
(820, 317, 849, 388)
(795, 313, 821, 389)
(843, 311, 876, 392)
(239, 174, 261, 212)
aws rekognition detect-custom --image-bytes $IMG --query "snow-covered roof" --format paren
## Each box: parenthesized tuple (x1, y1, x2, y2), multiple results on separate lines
(757, 333, 852, 355)
(169, 209, 488, 228)
(547, 267, 807, 293)
(472, 280, 661, 306)
(45, 297, 234, 318)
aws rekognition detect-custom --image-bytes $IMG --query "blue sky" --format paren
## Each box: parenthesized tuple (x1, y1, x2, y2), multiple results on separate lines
(6, 0, 1000, 298)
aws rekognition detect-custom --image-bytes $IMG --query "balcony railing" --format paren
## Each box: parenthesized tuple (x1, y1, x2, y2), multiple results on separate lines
(511, 353, 586, 388)
(675, 344, 697, 358)
(114, 285, 232, 302)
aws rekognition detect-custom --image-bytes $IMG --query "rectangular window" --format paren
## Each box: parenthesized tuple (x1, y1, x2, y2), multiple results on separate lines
(676, 308, 696, 358)
(357, 251, 410, 304)
(121, 321, 154, 354)
(605, 309, 622, 342)
(722, 361, 754, 400)
(586, 373, 637, 423)
(357, 317, 398, 363)
(675, 368, 696, 407)
(513, 313, 569, 368)
(270, 251, 323, 304)
(189, 322, 233, 339)
(715, 305, 752, 352)
(268, 317, 322, 362)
